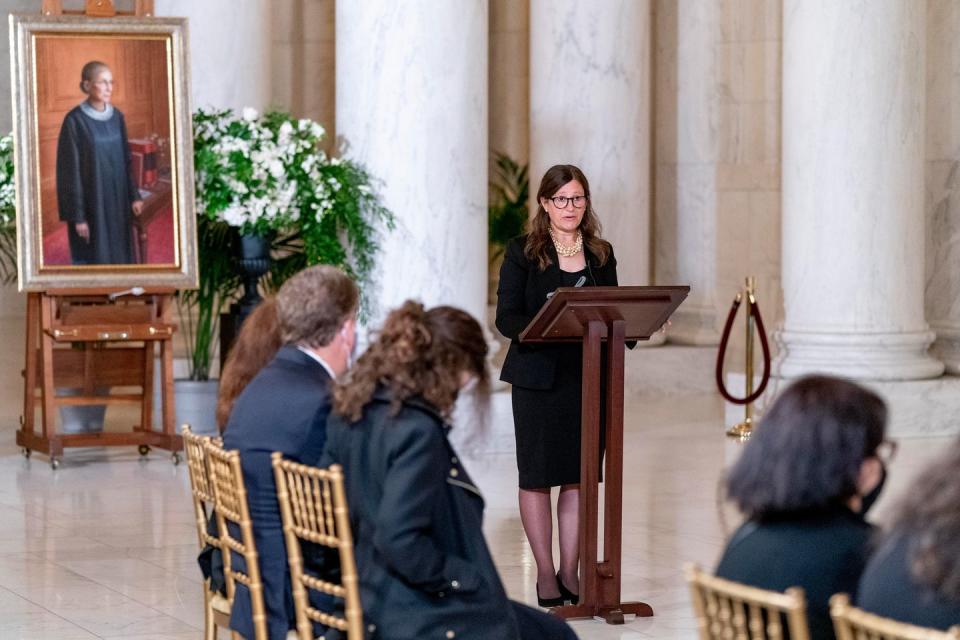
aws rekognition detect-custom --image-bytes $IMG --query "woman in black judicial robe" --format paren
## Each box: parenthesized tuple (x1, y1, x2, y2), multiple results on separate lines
(495, 164, 622, 608)
(56, 60, 143, 265)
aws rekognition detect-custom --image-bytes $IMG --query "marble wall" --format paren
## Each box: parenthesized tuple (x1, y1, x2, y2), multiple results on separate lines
(654, 0, 782, 364)
(269, 0, 336, 151)
(489, 0, 529, 165)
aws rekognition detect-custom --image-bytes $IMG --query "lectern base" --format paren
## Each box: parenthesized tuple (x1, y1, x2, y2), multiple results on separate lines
(550, 601, 654, 625)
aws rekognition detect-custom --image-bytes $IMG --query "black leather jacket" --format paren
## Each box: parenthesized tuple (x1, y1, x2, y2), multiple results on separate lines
(322, 389, 521, 640)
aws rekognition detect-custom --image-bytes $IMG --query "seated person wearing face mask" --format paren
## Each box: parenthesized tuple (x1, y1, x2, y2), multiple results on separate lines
(715, 375, 890, 640)
(222, 265, 359, 640)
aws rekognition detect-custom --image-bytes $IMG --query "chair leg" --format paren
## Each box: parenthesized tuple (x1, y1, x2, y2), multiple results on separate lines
(203, 593, 217, 640)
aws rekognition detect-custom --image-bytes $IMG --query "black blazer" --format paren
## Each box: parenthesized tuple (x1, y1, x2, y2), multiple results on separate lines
(715, 507, 876, 640)
(495, 234, 620, 390)
(222, 346, 335, 640)
(322, 389, 521, 640)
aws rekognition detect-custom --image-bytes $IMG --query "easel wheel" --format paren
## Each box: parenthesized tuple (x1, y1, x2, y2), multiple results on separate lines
(21, 448, 31, 459)
(50, 458, 60, 470)
(138, 444, 151, 457)
(171, 451, 181, 465)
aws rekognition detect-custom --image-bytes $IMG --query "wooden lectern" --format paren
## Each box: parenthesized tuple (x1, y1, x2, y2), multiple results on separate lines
(520, 285, 689, 624)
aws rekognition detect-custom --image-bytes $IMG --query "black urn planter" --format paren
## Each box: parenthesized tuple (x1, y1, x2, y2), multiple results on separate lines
(220, 232, 273, 363)
(236, 233, 272, 315)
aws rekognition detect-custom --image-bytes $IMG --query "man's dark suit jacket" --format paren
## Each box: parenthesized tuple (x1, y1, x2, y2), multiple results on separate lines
(495, 234, 621, 390)
(715, 507, 876, 640)
(221, 345, 334, 640)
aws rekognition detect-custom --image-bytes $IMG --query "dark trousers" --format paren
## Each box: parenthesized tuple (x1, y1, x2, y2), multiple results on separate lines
(512, 601, 579, 640)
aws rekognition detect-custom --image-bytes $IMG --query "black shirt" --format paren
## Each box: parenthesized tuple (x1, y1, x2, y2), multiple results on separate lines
(858, 532, 960, 630)
(715, 507, 876, 640)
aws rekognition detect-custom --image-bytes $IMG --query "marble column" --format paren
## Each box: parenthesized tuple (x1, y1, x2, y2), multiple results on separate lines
(530, 0, 651, 287)
(336, 2, 489, 326)
(779, 0, 942, 380)
(925, 0, 960, 373)
(157, 0, 271, 111)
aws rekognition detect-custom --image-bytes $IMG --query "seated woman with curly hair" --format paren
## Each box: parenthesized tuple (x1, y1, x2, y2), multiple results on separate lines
(715, 375, 890, 640)
(857, 436, 960, 630)
(322, 301, 577, 640)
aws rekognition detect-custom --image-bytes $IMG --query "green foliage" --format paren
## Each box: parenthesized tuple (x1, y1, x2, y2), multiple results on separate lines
(0, 134, 17, 283)
(176, 217, 241, 381)
(185, 108, 393, 379)
(488, 151, 529, 262)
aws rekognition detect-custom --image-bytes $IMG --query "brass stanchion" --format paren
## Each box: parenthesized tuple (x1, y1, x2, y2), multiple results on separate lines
(716, 277, 772, 440)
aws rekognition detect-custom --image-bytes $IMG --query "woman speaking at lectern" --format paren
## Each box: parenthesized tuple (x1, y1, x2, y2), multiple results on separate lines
(495, 164, 622, 607)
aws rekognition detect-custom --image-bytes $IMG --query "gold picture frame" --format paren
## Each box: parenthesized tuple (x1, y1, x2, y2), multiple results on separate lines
(9, 13, 197, 290)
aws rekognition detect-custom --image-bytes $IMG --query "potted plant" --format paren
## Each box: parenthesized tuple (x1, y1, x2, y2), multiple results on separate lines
(487, 151, 529, 303)
(177, 107, 392, 431)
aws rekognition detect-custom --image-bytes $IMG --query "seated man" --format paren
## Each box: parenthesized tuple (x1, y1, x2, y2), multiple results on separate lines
(222, 265, 358, 640)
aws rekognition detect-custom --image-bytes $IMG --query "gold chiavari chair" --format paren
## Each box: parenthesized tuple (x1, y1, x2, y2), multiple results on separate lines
(685, 563, 811, 640)
(182, 425, 232, 640)
(272, 453, 363, 640)
(830, 594, 960, 640)
(206, 438, 268, 640)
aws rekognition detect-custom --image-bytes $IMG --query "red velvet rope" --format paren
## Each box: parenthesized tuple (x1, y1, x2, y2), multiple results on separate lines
(715, 294, 772, 405)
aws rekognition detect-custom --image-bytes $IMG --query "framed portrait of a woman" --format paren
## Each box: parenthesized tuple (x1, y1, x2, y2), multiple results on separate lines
(9, 14, 197, 290)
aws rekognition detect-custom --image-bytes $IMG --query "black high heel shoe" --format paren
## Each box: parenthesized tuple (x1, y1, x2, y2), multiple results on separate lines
(556, 572, 579, 605)
(536, 580, 565, 608)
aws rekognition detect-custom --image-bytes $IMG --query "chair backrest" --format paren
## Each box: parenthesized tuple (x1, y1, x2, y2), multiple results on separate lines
(830, 593, 960, 640)
(181, 425, 218, 551)
(685, 563, 811, 640)
(272, 452, 363, 640)
(205, 439, 267, 639)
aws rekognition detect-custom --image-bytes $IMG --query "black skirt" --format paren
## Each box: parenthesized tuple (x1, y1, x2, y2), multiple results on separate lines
(511, 343, 606, 490)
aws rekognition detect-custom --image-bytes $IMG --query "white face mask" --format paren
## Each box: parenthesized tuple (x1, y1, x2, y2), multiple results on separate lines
(341, 324, 358, 369)
(460, 375, 478, 393)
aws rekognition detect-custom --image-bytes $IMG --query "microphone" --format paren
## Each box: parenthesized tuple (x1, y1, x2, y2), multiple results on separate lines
(547, 275, 588, 299)
(585, 258, 597, 286)
(109, 286, 145, 301)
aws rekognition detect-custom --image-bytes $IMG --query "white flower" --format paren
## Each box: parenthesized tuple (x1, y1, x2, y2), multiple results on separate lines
(242, 107, 259, 122)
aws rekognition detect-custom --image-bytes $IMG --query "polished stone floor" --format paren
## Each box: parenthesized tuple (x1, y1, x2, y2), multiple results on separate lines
(0, 316, 952, 639)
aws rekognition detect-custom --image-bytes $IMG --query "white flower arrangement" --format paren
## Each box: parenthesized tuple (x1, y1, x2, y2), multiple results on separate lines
(193, 107, 339, 236)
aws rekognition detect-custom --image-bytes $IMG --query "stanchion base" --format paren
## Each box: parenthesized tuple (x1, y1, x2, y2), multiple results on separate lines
(726, 419, 753, 440)
(551, 601, 654, 625)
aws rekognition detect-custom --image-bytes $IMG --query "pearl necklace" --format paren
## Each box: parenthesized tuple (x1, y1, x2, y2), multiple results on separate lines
(550, 229, 583, 257)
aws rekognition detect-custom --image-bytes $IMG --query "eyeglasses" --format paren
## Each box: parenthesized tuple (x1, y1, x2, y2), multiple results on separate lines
(875, 439, 898, 465)
(91, 79, 115, 88)
(547, 195, 588, 209)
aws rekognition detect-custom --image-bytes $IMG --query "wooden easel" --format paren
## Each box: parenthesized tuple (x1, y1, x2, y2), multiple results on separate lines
(41, 0, 155, 17)
(19, 0, 177, 469)
(20, 289, 180, 468)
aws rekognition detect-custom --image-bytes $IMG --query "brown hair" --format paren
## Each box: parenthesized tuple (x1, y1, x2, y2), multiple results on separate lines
(276, 265, 358, 349)
(80, 60, 110, 94)
(215, 298, 282, 431)
(891, 436, 960, 601)
(525, 164, 611, 271)
(332, 301, 489, 422)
